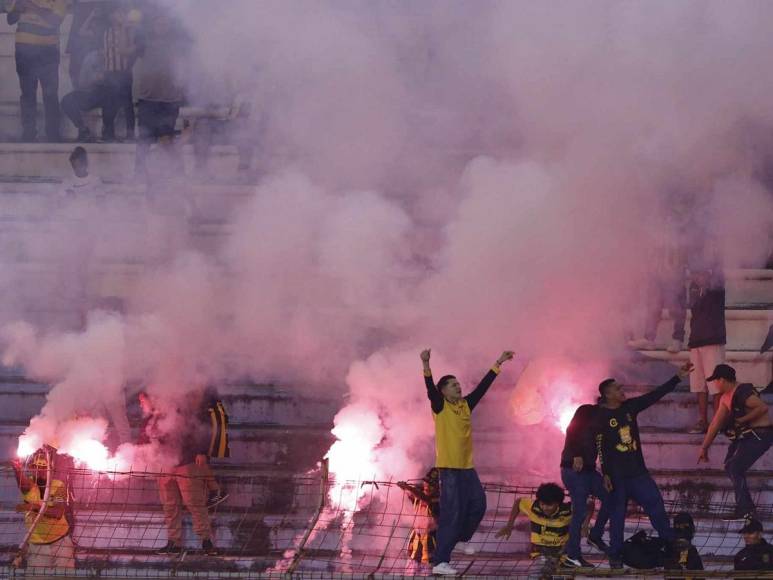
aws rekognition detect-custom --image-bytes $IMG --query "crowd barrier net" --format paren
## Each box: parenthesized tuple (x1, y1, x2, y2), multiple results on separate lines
(0, 458, 771, 578)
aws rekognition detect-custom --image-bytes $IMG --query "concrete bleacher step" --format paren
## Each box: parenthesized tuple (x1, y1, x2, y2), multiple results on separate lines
(0, 423, 334, 474)
(625, 386, 773, 430)
(650, 307, 773, 351)
(727, 268, 773, 306)
(0, 378, 340, 428)
(0, 142, 247, 180)
(634, 349, 772, 387)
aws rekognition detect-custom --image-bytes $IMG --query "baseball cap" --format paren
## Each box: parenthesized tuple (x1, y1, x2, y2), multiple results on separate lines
(739, 518, 763, 534)
(673, 512, 696, 539)
(706, 364, 736, 382)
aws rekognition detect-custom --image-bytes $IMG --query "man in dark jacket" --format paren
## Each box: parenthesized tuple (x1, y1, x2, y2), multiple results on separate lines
(597, 362, 694, 569)
(559, 404, 610, 568)
(734, 518, 773, 571)
(687, 269, 726, 434)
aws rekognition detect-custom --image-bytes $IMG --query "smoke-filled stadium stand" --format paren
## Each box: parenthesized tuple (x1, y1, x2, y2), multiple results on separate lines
(1, 6, 773, 580)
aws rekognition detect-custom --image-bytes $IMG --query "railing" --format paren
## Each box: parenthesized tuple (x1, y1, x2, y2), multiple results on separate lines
(0, 459, 770, 578)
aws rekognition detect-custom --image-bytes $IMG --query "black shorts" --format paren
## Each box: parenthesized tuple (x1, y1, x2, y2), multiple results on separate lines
(137, 100, 180, 140)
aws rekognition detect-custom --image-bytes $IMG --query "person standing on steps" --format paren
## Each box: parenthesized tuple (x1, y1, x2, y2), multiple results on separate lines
(422, 347, 515, 576)
(597, 362, 695, 569)
(686, 267, 726, 434)
(698, 364, 772, 522)
(6, 0, 69, 142)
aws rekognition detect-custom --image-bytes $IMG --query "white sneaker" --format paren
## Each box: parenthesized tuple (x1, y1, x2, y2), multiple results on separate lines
(628, 338, 654, 349)
(432, 562, 458, 576)
(457, 541, 476, 555)
(667, 339, 682, 353)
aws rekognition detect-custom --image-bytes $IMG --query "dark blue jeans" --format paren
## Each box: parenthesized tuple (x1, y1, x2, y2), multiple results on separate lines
(725, 428, 773, 516)
(561, 467, 611, 559)
(15, 43, 61, 141)
(608, 473, 673, 559)
(432, 468, 486, 565)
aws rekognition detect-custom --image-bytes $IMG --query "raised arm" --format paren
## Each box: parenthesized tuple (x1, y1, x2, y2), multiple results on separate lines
(626, 362, 694, 415)
(10, 459, 33, 494)
(422, 349, 444, 414)
(465, 350, 515, 411)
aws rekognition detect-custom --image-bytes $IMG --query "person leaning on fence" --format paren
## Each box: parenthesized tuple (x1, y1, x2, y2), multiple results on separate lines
(496, 483, 585, 579)
(422, 348, 515, 576)
(10, 448, 75, 569)
(397, 467, 440, 566)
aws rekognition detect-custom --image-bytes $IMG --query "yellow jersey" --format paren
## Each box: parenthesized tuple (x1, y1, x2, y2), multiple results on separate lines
(22, 479, 69, 544)
(426, 367, 500, 469)
(8, 0, 69, 47)
(518, 498, 571, 550)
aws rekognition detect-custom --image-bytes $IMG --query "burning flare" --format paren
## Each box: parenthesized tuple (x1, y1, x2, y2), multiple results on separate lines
(16, 417, 129, 472)
(325, 403, 383, 509)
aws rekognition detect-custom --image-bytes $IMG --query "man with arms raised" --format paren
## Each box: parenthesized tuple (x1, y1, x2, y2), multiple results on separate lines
(698, 364, 772, 521)
(422, 348, 514, 576)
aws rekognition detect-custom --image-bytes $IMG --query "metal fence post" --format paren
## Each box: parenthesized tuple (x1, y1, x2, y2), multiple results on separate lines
(286, 458, 329, 576)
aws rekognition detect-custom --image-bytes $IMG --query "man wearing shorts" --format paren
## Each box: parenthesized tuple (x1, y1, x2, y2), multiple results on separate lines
(687, 268, 726, 434)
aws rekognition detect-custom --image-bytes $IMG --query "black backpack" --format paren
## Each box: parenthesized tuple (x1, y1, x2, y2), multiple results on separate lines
(622, 531, 668, 569)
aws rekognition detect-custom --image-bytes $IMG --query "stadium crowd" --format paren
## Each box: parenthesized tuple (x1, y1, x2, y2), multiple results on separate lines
(1, 0, 259, 182)
(421, 349, 773, 577)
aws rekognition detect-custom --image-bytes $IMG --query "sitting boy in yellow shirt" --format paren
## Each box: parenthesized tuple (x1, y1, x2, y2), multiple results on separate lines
(497, 483, 595, 577)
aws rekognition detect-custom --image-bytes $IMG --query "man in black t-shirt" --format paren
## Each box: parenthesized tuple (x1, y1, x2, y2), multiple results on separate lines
(597, 362, 694, 568)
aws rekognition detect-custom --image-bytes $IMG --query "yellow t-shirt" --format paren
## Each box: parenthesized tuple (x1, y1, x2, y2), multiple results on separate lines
(23, 479, 69, 544)
(433, 398, 474, 469)
(427, 367, 501, 469)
